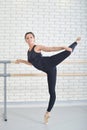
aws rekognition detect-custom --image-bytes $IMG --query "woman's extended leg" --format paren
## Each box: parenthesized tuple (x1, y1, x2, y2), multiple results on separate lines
(50, 42, 77, 67)
(44, 67, 57, 124)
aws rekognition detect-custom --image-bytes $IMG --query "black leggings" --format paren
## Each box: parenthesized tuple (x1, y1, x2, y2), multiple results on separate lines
(46, 42, 77, 112)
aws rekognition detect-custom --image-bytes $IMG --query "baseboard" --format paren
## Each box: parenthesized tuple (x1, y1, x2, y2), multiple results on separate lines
(0, 100, 87, 108)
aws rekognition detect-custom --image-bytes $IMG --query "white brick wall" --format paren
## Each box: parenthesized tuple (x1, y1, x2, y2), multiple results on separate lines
(0, 0, 87, 104)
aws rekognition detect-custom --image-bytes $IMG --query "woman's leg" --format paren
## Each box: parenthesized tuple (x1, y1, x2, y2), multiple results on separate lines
(47, 67, 57, 112)
(44, 67, 57, 124)
(50, 42, 77, 67)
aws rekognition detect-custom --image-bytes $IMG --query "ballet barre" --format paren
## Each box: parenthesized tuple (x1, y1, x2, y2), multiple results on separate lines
(0, 60, 87, 121)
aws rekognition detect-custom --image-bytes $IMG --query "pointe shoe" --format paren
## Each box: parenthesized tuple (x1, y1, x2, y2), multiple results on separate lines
(44, 113, 50, 124)
(76, 37, 81, 43)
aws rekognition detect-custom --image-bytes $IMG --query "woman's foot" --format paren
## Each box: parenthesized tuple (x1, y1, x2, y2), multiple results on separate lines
(44, 112, 50, 124)
(76, 37, 81, 43)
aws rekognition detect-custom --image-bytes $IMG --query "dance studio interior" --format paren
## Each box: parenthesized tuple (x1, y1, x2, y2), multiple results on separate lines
(0, 0, 87, 130)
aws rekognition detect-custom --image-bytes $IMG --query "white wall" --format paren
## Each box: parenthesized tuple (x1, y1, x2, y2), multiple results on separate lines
(0, 0, 87, 103)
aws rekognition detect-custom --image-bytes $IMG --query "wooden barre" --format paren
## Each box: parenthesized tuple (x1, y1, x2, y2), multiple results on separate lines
(10, 73, 87, 77)
(11, 60, 87, 64)
(11, 73, 46, 77)
(62, 61, 87, 64)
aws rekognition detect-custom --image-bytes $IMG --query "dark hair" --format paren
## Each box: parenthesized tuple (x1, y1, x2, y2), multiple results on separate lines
(25, 32, 35, 39)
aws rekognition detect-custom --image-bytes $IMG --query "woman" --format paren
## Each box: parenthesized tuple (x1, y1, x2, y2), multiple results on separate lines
(15, 32, 81, 124)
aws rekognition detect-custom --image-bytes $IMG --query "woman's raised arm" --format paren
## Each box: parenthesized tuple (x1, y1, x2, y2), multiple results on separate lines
(37, 45, 72, 52)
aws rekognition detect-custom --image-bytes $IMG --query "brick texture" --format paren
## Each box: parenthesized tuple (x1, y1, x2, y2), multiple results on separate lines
(0, 0, 87, 103)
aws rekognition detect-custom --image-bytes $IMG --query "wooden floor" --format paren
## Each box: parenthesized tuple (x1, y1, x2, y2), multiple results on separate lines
(0, 106, 87, 130)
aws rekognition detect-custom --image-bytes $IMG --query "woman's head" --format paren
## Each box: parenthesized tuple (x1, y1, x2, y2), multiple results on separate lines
(25, 32, 35, 44)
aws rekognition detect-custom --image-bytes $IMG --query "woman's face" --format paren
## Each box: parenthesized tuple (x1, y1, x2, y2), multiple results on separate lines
(25, 34, 35, 44)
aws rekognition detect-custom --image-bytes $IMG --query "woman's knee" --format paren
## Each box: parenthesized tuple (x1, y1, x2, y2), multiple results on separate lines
(49, 91, 56, 98)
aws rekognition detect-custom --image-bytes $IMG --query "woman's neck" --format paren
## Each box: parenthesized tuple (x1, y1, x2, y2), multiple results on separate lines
(28, 43, 35, 50)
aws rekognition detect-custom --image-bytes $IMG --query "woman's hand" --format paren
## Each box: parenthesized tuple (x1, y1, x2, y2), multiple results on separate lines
(67, 47, 72, 52)
(15, 59, 22, 64)
(64, 47, 72, 52)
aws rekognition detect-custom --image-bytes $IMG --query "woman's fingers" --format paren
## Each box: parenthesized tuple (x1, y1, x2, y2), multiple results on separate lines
(68, 48, 72, 52)
(66, 47, 72, 52)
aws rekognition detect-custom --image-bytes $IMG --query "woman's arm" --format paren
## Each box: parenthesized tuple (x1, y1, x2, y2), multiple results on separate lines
(36, 45, 72, 52)
(15, 59, 32, 65)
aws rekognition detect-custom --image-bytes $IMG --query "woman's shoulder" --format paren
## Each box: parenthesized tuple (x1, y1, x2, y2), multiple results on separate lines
(34, 44, 42, 53)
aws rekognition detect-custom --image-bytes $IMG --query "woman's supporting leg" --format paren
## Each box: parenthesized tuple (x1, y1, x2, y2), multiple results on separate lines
(47, 67, 57, 112)
(50, 42, 77, 67)
(44, 67, 57, 124)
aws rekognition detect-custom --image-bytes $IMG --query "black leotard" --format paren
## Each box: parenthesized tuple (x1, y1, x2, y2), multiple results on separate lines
(27, 42, 77, 112)
(27, 45, 53, 72)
